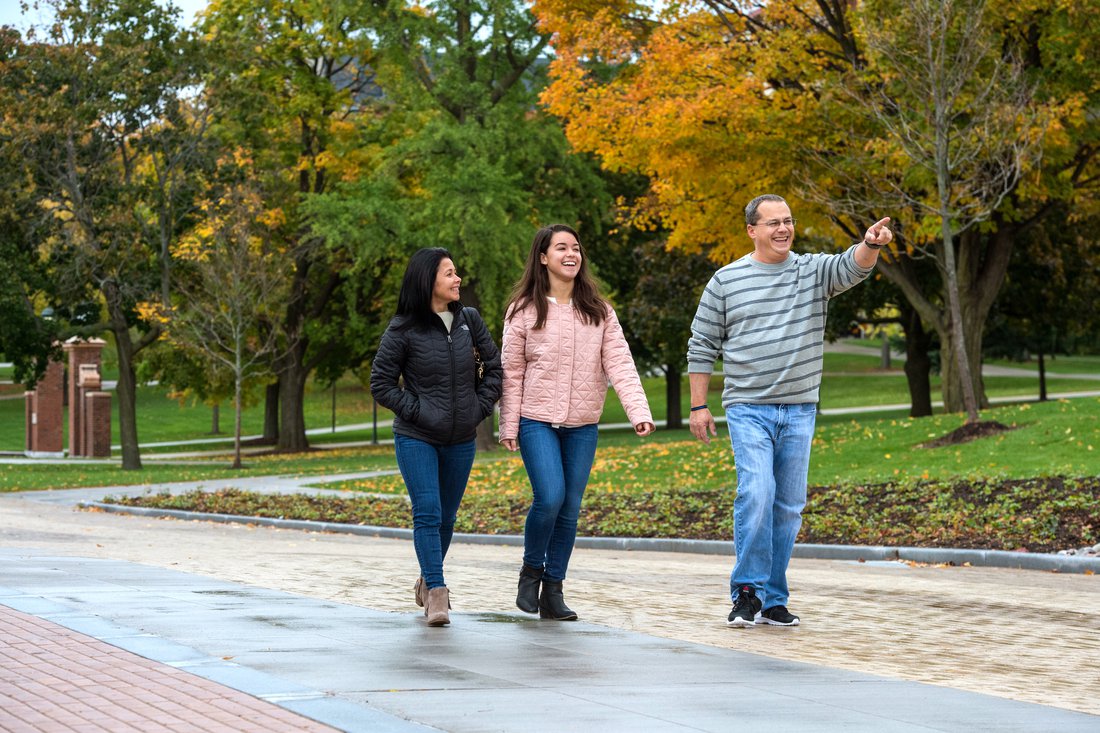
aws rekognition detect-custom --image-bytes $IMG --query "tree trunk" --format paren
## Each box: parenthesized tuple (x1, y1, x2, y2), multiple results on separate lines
(232, 374, 243, 470)
(476, 417, 495, 451)
(665, 363, 683, 430)
(276, 356, 310, 452)
(937, 153, 980, 423)
(1038, 348, 1047, 402)
(901, 307, 934, 418)
(210, 403, 221, 435)
(262, 381, 279, 444)
(938, 313, 987, 416)
(106, 298, 142, 470)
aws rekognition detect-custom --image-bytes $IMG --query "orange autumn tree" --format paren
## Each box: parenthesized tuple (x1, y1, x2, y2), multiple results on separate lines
(537, 0, 794, 263)
(536, 0, 1098, 418)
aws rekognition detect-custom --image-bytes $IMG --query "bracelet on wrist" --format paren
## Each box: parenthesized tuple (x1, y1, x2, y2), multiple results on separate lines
(863, 241, 885, 250)
(690, 404, 709, 412)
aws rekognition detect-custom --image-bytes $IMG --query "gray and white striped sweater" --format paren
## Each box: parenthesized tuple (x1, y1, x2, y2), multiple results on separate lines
(687, 245, 873, 406)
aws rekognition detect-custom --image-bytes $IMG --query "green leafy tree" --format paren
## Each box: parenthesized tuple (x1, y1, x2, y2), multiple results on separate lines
(815, 0, 1047, 424)
(308, 0, 614, 448)
(985, 206, 1100, 399)
(622, 240, 717, 429)
(313, 0, 610, 327)
(0, 29, 61, 387)
(160, 164, 291, 469)
(536, 0, 1100, 421)
(1, 0, 210, 469)
(201, 0, 386, 452)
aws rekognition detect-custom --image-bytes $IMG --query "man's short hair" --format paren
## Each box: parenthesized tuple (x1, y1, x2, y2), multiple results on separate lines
(745, 194, 788, 226)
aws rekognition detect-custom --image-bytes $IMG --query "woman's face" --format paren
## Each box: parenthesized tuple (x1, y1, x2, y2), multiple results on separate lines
(432, 257, 461, 309)
(540, 230, 582, 283)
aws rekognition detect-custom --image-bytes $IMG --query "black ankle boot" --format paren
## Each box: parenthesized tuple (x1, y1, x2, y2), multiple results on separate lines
(516, 565, 543, 614)
(538, 580, 578, 621)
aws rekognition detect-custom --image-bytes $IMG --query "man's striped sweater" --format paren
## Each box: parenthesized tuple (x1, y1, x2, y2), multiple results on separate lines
(687, 245, 873, 406)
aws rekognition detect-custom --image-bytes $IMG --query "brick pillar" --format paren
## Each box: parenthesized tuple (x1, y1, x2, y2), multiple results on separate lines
(25, 391, 34, 453)
(75, 364, 102, 458)
(63, 338, 106, 457)
(84, 392, 112, 458)
(23, 359, 65, 457)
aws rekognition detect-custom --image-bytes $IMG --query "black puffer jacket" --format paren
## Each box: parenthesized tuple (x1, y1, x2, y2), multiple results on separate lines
(370, 303, 503, 446)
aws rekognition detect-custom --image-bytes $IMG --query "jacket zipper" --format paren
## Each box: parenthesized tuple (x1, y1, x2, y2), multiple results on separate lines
(447, 324, 457, 444)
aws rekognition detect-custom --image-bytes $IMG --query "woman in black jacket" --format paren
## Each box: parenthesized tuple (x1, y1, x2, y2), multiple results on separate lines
(370, 248, 502, 626)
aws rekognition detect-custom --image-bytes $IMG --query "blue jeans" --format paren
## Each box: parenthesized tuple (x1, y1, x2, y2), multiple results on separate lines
(726, 403, 817, 609)
(518, 418, 599, 582)
(394, 434, 476, 590)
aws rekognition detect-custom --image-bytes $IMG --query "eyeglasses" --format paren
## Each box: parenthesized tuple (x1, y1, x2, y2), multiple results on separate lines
(755, 218, 796, 229)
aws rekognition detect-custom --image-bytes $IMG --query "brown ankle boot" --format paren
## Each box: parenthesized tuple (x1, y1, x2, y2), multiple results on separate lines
(414, 576, 426, 612)
(426, 586, 450, 626)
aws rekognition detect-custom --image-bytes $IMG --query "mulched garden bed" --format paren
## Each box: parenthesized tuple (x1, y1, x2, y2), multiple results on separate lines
(104, 474, 1100, 555)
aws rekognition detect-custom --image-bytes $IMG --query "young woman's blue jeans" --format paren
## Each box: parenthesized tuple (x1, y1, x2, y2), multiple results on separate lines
(518, 418, 599, 582)
(726, 403, 817, 610)
(393, 434, 476, 590)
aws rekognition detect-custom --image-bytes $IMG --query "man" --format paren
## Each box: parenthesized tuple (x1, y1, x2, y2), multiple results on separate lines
(687, 194, 892, 627)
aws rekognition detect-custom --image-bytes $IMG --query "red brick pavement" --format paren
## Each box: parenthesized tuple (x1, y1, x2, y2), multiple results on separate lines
(0, 604, 339, 733)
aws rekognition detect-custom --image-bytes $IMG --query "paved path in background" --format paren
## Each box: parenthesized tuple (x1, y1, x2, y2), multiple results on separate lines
(2, 488, 1098, 731)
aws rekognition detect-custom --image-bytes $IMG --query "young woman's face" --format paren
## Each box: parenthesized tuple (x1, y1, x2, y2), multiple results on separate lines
(432, 257, 461, 309)
(540, 231, 582, 283)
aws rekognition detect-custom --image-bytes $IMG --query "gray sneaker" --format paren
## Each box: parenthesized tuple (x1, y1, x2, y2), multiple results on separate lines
(726, 585, 762, 628)
(756, 605, 800, 626)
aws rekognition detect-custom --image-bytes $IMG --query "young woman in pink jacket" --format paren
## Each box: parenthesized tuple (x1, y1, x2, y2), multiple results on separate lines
(499, 224, 655, 620)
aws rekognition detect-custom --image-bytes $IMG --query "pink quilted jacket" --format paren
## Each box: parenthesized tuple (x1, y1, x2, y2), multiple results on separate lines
(498, 299, 653, 441)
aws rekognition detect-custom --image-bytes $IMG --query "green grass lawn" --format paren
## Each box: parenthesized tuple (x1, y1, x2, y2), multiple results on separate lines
(830, 337, 1100, 374)
(0, 376, 380, 453)
(8, 396, 1098, 494)
(984, 355, 1100, 374)
(108, 402, 1100, 553)
(3, 347, 1098, 493)
(4, 344, 1096, 454)
(313, 397, 1100, 497)
(97, 397, 1100, 553)
(0, 446, 401, 493)
(11, 388, 1098, 552)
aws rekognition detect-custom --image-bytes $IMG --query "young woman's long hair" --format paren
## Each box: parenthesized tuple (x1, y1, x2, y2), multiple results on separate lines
(506, 224, 606, 329)
(396, 247, 454, 330)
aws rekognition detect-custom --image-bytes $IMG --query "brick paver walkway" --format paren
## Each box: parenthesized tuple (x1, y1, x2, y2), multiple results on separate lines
(0, 604, 337, 733)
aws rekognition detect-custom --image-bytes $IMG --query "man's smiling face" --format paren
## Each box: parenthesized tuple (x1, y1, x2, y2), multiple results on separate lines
(747, 201, 796, 264)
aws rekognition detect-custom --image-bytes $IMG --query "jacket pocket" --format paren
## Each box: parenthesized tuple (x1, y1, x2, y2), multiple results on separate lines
(413, 399, 443, 433)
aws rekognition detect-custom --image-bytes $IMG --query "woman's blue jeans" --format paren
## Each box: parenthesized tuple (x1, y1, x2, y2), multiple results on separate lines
(726, 403, 817, 610)
(518, 418, 599, 582)
(394, 434, 476, 590)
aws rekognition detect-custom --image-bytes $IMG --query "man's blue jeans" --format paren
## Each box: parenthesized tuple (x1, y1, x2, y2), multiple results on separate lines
(394, 434, 476, 590)
(518, 417, 599, 582)
(726, 403, 817, 609)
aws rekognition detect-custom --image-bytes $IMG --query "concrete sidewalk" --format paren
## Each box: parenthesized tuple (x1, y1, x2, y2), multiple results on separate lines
(3, 487, 1100, 731)
(2, 549, 1097, 733)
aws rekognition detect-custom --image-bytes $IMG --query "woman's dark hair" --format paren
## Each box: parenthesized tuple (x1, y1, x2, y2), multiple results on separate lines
(506, 224, 605, 329)
(396, 247, 454, 329)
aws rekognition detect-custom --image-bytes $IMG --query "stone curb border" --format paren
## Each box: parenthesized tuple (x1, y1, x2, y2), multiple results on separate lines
(82, 501, 1100, 575)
